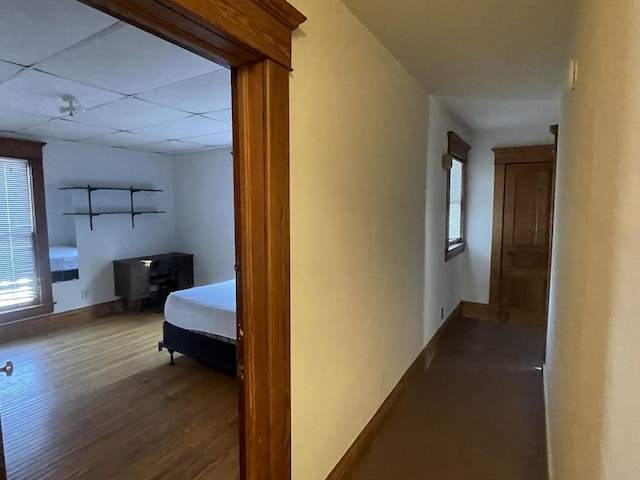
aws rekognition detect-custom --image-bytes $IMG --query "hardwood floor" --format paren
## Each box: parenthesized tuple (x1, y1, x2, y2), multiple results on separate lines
(341, 317, 548, 480)
(0, 313, 239, 480)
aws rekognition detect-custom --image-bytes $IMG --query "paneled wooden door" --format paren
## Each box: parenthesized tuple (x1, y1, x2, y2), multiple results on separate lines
(490, 146, 556, 328)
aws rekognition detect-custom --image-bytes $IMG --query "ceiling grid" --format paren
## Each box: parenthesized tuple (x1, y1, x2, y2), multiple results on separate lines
(0, 0, 232, 155)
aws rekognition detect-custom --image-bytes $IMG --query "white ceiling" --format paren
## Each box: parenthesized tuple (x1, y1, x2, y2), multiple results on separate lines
(0, 0, 232, 155)
(341, 0, 579, 129)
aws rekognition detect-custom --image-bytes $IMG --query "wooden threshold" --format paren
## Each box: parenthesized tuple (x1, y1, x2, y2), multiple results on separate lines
(0, 300, 124, 343)
(324, 303, 463, 480)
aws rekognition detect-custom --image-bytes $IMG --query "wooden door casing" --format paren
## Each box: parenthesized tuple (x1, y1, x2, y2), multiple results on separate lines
(48, 2, 304, 480)
(489, 145, 556, 329)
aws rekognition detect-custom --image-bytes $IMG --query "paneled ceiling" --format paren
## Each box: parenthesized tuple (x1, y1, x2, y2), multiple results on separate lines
(0, 0, 232, 155)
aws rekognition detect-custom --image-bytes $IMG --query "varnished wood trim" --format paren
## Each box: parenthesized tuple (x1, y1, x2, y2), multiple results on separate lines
(233, 60, 292, 480)
(447, 131, 471, 161)
(488, 164, 506, 318)
(80, 0, 305, 69)
(488, 145, 557, 320)
(0, 137, 52, 325)
(492, 145, 556, 165)
(257, 0, 308, 30)
(0, 300, 124, 343)
(461, 301, 492, 321)
(0, 137, 46, 160)
(325, 303, 463, 480)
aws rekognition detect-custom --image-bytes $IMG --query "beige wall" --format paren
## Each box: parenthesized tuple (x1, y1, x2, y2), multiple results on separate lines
(547, 0, 640, 478)
(288, 0, 431, 478)
(172, 148, 235, 287)
(423, 97, 471, 343)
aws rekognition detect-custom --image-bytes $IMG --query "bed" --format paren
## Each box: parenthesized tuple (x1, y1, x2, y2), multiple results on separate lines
(158, 280, 237, 376)
(49, 246, 79, 283)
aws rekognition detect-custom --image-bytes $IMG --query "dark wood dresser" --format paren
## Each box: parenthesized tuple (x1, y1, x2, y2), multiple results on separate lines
(113, 253, 194, 306)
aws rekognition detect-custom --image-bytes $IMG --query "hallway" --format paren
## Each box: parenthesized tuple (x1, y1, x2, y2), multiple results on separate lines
(342, 316, 548, 480)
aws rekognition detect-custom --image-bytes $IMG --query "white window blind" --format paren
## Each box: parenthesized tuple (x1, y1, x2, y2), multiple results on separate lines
(448, 158, 463, 243)
(0, 157, 38, 310)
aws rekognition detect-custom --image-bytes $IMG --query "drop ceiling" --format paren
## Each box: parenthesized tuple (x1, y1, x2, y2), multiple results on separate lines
(0, 0, 232, 155)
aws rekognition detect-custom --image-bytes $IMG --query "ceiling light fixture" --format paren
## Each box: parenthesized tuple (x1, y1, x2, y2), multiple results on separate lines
(60, 95, 85, 117)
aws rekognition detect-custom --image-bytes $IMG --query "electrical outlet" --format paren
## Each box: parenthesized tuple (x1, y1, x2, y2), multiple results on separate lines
(440, 307, 444, 320)
(81, 289, 90, 299)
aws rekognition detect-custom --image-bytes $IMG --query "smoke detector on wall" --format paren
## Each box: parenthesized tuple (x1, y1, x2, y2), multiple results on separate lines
(59, 95, 85, 117)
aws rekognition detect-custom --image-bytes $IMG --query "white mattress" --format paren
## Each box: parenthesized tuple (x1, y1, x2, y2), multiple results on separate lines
(164, 280, 237, 341)
(49, 246, 79, 271)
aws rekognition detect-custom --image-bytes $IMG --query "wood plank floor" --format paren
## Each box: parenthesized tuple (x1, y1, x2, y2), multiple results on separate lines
(341, 316, 548, 480)
(0, 313, 239, 480)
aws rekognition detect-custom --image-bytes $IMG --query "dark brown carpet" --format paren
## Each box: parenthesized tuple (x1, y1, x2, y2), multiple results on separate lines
(342, 317, 548, 480)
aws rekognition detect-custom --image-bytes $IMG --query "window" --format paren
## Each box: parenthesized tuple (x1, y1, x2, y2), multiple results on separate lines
(0, 138, 52, 323)
(444, 131, 471, 261)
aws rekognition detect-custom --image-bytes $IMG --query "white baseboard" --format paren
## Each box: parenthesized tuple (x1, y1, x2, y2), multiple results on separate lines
(543, 364, 554, 480)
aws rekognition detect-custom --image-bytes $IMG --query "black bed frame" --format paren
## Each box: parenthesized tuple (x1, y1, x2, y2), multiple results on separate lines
(158, 321, 237, 376)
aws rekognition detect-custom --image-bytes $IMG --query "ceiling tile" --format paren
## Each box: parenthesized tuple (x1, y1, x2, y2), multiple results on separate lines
(136, 70, 230, 114)
(0, 106, 50, 131)
(37, 24, 223, 95)
(0, 61, 23, 84)
(84, 131, 160, 148)
(0, 0, 118, 66)
(131, 115, 230, 140)
(187, 131, 233, 148)
(71, 97, 189, 131)
(130, 140, 204, 154)
(202, 109, 232, 125)
(24, 118, 117, 140)
(0, 70, 124, 118)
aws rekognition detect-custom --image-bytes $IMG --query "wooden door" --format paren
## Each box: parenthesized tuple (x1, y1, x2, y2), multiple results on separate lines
(490, 145, 556, 328)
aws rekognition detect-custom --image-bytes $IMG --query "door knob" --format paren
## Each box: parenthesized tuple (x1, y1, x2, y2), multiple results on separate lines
(1, 361, 13, 377)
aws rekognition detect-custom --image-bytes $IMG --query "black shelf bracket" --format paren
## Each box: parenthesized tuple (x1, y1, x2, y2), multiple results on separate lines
(60, 184, 165, 230)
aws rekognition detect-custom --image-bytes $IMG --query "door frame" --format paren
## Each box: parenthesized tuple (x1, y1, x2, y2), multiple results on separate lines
(488, 145, 556, 321)
(75, 1, 306, 479)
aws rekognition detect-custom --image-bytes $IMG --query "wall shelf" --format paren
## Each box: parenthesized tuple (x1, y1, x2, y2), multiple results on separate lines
(60, 185, 165, 230)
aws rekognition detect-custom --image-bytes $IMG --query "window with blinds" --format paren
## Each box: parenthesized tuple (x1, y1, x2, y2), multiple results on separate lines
(0, 157, 39, 311)
(445, 131, 470, 261)
(448, 158, 463, 244)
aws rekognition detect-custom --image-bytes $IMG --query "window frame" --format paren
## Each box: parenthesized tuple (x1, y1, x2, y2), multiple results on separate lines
(0, 137, 53, 323)
(445, 131, 471, 261)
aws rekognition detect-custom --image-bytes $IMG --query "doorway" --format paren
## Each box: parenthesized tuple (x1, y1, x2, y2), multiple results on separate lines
(0, 1, 306, 479)
(489, 145, 556, 329)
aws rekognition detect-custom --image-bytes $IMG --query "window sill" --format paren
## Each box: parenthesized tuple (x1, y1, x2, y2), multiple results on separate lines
(0, 303, 55, 325)
(445, 242, 466, 261)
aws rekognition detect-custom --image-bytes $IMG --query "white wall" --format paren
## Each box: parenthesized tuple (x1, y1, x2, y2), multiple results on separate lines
(462, 126, 555, 304)
(547, 0, 640, 478)
(423, 97, 472, 343)
(288, 0, 433, 478)
(173, 148, 235, 286)
(42, 140, 176, 312)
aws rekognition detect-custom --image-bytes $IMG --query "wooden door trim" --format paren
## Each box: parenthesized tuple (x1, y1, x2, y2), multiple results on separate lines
(488, 145, 556, 319)
(492, 145, 556, 164)
(76, 2, 305, 480)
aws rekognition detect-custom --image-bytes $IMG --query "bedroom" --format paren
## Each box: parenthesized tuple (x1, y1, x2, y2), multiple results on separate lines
(0, 0, 240, 478)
